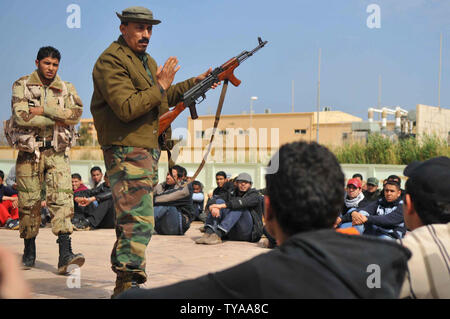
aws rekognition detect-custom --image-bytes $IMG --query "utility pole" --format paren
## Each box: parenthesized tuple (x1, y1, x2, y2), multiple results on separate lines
(378, 75, 382, 121)
(316, 48, 321, 143)
(438, 33, 443, 108)
(291, 80, 295, 112)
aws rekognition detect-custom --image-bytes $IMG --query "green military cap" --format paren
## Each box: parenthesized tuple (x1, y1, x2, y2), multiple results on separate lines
(116, 6, 161, 25)
(367, 177, 379, 186)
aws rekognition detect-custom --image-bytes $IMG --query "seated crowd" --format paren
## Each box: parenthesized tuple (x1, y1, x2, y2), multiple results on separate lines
(2, 142, 448, 299)
(118, 142, 449, 299)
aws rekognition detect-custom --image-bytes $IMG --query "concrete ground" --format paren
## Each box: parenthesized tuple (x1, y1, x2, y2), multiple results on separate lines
(0, 221, 268, 299)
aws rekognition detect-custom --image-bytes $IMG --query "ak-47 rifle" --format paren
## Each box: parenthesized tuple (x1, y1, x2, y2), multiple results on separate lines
(158, 37, 268, 136)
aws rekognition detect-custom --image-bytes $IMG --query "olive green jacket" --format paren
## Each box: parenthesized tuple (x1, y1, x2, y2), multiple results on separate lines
(90, 36, 196, 149)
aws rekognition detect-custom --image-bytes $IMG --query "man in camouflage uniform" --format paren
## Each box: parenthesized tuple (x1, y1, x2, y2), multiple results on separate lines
(9, 46, 84, 274)
(91, 6, 217, 297)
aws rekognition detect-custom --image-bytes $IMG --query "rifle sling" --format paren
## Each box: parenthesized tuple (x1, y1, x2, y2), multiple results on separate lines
(166, 80, 229, 187)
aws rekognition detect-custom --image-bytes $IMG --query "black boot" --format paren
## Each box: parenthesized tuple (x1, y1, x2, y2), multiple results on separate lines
(22, 237, 36, 269)
(56, 233, 85, 275)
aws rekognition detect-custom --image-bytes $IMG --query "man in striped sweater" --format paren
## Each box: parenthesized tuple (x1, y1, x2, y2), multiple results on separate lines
(399, 156, 450, 299)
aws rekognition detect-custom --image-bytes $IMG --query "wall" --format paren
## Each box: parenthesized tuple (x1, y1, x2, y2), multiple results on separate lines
(0, 159, 407, 194)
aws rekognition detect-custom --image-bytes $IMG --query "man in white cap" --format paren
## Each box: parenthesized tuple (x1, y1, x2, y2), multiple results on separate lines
(196, 172, 263, 245)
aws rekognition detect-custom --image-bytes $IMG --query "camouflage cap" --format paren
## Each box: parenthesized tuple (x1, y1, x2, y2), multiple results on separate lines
(367, 177, 379, 186)
(116, 6, 161, 25)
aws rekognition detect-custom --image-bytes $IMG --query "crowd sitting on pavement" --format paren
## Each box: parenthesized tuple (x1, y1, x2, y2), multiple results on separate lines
(1, 144, 448, 299)
(118, 141, 412, 298)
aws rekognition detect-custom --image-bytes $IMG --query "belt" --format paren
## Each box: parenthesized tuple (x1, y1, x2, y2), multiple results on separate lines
(36, 137, 53, 149)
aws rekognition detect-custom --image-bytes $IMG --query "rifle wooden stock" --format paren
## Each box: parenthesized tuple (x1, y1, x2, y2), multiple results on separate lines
(218, 58, 241, 86)
(158, 101, 186, 136)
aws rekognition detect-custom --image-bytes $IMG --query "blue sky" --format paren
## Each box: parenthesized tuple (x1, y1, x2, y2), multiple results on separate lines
(0, 0, 449, 130)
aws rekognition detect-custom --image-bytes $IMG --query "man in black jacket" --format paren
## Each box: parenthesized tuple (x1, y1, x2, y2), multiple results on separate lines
(118, 141, 411, 299)
(207, 171, 234, 202)
(153, 165, 194, 235)
(73, 173, 115, 230)
(363, 177, 381, 202)
(196, 172, 263, 245)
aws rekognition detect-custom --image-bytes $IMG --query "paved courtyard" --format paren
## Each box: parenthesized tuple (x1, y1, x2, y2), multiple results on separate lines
(0, 222, 268, 299)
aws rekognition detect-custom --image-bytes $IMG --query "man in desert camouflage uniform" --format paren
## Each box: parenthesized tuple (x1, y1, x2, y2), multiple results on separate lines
(91, 6, 217, 297)
(9, 46, 84, 274)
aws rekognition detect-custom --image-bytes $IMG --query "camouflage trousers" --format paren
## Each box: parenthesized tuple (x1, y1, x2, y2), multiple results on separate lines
(102, 145, 160, 284)
(16, 149, 74, 239)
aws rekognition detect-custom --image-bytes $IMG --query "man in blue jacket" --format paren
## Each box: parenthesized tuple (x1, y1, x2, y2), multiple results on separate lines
(153, 165, 194, 235)
(351, 180, 406, 239)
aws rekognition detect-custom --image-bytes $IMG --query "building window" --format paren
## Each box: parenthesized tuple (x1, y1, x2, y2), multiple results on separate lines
(342, 132, 348, 140)
(294, 129, 306, 135)
(219, 130, 228, 135)
(196, 131, 205, 138)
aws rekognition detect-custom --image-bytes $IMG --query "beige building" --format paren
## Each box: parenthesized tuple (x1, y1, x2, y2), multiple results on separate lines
(415, 104, 450, 143)
(177, 110, 363, 164)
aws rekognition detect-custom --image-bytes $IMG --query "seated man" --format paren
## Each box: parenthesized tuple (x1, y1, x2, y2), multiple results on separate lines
(352, 180, 406, 240)
(200, 171, 234, 232)
(363, 177, 381, 202)
(71, 173, 88, 194)
(73, 173, 115, 230)
(71, 173, 89, 225)
(381, 175, 406, 201)
(209, 171, 233, 201)
(0, 170, 19, 230)
(153, 165, 194, 235)
(196, 172, 263, 245)
(89, 166, 104, 189)
(352, 173, 366, 191)
(399, 156, 450, 299)
(118, 141, 411, 299)
(191, 181, 205, 222)
(337, 178, 370, 234)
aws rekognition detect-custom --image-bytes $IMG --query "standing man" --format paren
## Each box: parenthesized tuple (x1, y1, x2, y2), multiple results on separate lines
(90, 6, 218, 297)
(9, 46, 84, 273)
